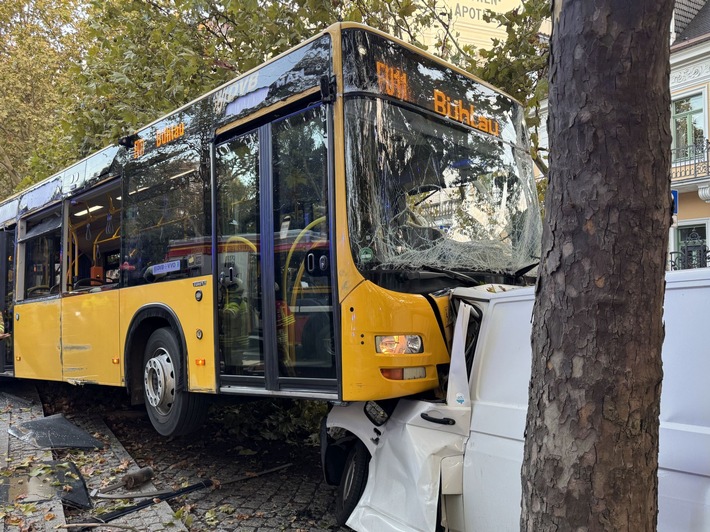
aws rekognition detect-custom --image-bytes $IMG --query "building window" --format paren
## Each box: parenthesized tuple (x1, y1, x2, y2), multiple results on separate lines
(670, 222, 708, 270)
(672, 93, 705, 159)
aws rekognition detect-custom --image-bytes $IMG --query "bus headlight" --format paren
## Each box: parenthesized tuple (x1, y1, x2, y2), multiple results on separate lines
(376, 335, 423, 354)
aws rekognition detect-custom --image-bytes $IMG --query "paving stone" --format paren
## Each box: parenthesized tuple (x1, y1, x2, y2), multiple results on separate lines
(0, 381, 66, 532)
(55, 414, 187, 532)
(5, 381, 352, 531)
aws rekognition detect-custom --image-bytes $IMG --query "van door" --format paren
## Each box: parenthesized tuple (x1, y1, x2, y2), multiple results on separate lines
(346, 303, 475, 532)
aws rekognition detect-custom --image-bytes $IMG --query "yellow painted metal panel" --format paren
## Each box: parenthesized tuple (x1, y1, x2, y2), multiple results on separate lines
(330, 31, 368, 304)
(14, 299, 62, 380)
(331, 37, 364, 302)
(61, 289, 121, 385)
(120, 276, 216, 393)
(340, 281, 450, 401)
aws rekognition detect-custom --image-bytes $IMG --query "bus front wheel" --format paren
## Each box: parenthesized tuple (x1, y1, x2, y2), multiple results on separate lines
(334, 440, 369, 526)
(142, 327, 207, 436)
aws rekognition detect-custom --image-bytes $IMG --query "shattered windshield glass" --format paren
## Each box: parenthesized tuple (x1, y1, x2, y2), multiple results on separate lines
(345, 98, 541, 276)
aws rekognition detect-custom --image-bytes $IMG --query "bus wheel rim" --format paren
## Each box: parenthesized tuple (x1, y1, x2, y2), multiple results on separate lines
(144, 348, 175, 416)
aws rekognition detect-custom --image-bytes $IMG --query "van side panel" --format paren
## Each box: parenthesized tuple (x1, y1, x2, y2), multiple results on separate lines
(463, 291, 533, 531)
(461, 271, 710, 531)
(657, 270, 710, 531)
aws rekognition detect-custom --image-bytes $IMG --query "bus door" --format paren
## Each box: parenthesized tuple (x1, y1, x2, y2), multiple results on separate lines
(215, 104, 337, 392)
(0, 227, 15, 374)
(14, 210, 62, 380)
(60, 184, 122, 385)
(271, 105, 336, 386)
(216, 128, 265, 382)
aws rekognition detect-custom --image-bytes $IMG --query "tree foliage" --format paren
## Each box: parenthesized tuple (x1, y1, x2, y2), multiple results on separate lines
(0, 0, 439, 196)
(0, 0, 83, 196)
(1, 0, 549, 196)
(64, 0, 436, 157)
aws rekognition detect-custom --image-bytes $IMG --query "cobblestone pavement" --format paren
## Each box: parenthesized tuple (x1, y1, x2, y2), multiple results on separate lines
(1, 380, 350, 532)
(0, 381, 65, 532)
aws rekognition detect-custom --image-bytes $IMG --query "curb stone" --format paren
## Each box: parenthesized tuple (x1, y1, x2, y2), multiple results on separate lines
(63, 414, 187, 532)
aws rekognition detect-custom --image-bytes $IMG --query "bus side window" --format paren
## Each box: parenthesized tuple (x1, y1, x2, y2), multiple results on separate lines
(21, 212, 62, 299)
(67, 183, 122, 292)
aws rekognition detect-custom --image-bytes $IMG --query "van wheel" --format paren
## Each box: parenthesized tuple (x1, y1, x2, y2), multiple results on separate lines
(334, 441, 369, 526)
(143, 327, 207, 436)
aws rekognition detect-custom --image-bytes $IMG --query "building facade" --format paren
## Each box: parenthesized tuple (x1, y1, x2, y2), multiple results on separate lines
(669, 0, 710, 270)
(534, 1, 710, 270)
(419, 0, 523, 51)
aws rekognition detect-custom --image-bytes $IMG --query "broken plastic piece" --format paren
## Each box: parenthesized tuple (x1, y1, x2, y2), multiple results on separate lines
(8, 413, 104, 449)
(0, 460, 91, 509)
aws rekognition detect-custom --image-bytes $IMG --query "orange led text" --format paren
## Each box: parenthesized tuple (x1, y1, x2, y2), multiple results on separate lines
(433, 89, 500, 137)
(156, 122, 185, 147)
(133, 139, 145, 159)
(376, 61, 409, 101)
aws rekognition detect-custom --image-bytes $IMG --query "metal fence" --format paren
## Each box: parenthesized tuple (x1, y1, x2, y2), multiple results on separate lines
(671, 140, 710, 180)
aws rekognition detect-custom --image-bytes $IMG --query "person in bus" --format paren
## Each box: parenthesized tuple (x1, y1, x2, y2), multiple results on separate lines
(220, 267, 250, 373)
(0, 314, 9, 340)
(120, 242, 145, 284)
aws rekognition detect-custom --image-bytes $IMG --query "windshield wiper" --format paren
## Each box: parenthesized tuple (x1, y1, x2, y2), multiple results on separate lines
(514, 261, 539, 278)
(413, 265, 482, 285)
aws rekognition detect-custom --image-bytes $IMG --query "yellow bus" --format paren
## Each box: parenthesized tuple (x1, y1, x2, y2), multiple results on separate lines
(0, 23, 540, 437)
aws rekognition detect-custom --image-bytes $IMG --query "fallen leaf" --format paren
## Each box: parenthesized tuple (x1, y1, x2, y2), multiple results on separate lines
(6, 515, 22, 526)
(238, 449, 257, 456)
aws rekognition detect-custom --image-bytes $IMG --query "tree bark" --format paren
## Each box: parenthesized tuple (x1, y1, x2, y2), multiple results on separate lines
(522, 1, 674, 531)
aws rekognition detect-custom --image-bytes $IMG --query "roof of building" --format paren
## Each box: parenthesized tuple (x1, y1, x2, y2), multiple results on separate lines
(676, 0, 710, 43)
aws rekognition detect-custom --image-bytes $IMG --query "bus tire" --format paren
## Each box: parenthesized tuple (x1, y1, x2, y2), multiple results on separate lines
(143, 327, 207, 437)
(334, 440, 369, 526)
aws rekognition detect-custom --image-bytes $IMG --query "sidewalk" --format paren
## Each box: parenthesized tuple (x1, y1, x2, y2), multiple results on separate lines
(0, 380, 185, 531)
(0, 380, 66, 531)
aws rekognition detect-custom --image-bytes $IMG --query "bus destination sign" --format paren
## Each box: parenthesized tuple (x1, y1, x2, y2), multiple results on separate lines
(133, 121, 186, 159)
(344, 29, 513, 142)
(375, 58, 500, 137)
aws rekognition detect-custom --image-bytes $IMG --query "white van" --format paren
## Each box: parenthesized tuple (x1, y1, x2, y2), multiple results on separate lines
(322, 268, 710, 531)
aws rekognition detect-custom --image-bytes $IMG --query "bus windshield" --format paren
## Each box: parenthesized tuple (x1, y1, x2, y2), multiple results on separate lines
(345, 97, 541, 278)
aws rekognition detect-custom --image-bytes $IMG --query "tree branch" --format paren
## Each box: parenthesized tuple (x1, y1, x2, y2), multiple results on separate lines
(0, 142, 22, 187)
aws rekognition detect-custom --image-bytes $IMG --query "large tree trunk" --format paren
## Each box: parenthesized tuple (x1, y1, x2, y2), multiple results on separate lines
(521, 1, 674, 531)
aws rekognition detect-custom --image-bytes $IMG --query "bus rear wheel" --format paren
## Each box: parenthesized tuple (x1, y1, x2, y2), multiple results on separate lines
(142, 327, 207, 437)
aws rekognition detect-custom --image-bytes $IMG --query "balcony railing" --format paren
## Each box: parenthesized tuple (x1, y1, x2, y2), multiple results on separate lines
(671, 140, 710, 180)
